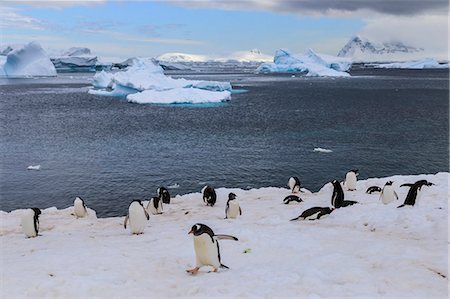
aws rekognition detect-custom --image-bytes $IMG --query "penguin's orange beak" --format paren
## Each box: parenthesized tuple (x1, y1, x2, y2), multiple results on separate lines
(188, 229, 193, 234)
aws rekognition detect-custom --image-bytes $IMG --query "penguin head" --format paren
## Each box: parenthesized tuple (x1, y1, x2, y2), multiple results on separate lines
(331, 180, 339, 186)
(228, 193, 237, 200)
(385, 181, 393, 186)
(188, 223, 214, 237)
(350, 169, 359, 176)
(31, 208, 41, 217)
(131, 199, 144, 207)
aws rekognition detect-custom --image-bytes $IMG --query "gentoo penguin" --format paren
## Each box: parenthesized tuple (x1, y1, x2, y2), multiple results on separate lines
(397, 180, 432, 208)
(186, 223, 238, 274)
(366, 186, 382, 194)
(202, 185, 217, 206)
(157, 187, 171, 204)
(73, 197, 88, 218)
(124, 200, 149, 234)
(379, 181, 398, 204)
(283, 195, 303, 204)
(288, 177, 301, 193)
(344, 169, 359, 191)
(146, 196, 163, 215)
(290, 207, 334, 221)
(331, 180, 344, 208)
(225, 193, 242, 219)
(21, 208, 41, 238)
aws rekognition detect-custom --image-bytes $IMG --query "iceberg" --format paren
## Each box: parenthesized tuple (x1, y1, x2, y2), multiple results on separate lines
(51, 47, 98, 72)
(0, 42, 56, 78)
(257, 48, 351, 77)
(89, 57, 232, 104)
(371, 58, 449, 69)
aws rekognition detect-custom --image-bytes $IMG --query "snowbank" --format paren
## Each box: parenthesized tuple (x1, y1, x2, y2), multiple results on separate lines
(89, 58, 232, 104)
(372, 58, 450, 69)
(0, 173, 447, 298)
(257, 48, 351, 77)
(0, 42, 56, 78)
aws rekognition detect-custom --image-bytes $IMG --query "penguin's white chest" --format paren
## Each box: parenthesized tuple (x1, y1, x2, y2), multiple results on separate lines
(193, 234, 220, 268)
(227, 201, 240, 219)
(147, 198, 162, 215)
(345, 173, 357, 190)
(21, 209, 37, 238)
(74, 199, 86, 218)
(129, 203, 147, 234)
(381, 186, 397, 204)
(288, 178, 299, 193)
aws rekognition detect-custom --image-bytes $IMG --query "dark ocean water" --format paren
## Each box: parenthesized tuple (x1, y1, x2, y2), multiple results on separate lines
(1, 69, 448, 217)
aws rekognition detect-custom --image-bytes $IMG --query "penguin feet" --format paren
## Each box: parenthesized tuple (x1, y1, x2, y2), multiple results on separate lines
(186, 267, 199, 275)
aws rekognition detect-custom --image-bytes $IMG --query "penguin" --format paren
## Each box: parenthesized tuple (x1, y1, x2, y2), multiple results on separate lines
(341, 200, 358, 207)
(146, 196, 163, 215)
(344, 169, 359, 191)
(124, 200, 149, 234)
(331, 180, 344, 208)
(366, 186, 382, 194)
(202, 185, 217, 206)
(288, 177, 301, 193)
(157, 187, 171, 204)
(379, 181, 398, 204)
(398, 180, 432, 208)
(283, 195, 303, 204)
(21, 208, 41, 238)
(186, 223, 238, 275)
(225, 193, 242, 219)
(73, 197, 88, 218)
(290, 207, 334, 221)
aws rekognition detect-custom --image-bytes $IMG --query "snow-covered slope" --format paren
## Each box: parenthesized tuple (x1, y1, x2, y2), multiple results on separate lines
(156, 49, 272, 63)
(89, 57, 232, 104)
(257, 48, 351, 77)
(156, 52, 209, 63)
(338, 36, 425, 62)
(0, 42, 56, 77)
(1, 173, 447, 298)
(371, 58, 450, 69)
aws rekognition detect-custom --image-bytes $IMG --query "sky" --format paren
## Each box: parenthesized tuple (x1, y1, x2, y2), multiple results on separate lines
(0, 0, 448, 59)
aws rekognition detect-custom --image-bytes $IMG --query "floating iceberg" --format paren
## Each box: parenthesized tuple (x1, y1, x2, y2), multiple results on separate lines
(257, 48, 351, 77)
(89, 58, 232, 104)
(27, 165, 41, 170)
(313, 147, 333, 153)
(0, 42, 56, 78)
(51, 47, 98, 72)
(371, 58, 449, 69)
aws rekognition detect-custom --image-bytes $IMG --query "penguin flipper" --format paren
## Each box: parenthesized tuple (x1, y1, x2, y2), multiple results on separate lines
(394, 191, 399, 200)
(397, 204, 406, 208)
(220, 263, 229, 269)
(123, 215, 129, 229)
(290, 216, 301, 221)
(400, 183, 414, 187)
(239, 207, 242, 215)
(214, 234, 238, 241)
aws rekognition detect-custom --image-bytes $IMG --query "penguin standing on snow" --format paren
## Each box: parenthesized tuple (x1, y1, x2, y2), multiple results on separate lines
(21, 208, 41, 238)
(124, 200, 149, 234)
(331, 180, 357, 208)
(288, 177, 301, 193)
(157, 187, 171, 204)
(379, 181, 398, 204)
(73, 197, 88, 218)
(186, 223, 238, 275)
(146, 196, 163, 215)
(290, 207, 334, 221)
(225, 193, 242, 219)
(344, 169, 359, 191)
(397, 180, 433, 208)
(202, 186, 217, 206)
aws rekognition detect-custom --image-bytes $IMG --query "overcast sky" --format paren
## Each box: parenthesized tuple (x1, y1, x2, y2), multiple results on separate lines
(0, 0, 448, 59)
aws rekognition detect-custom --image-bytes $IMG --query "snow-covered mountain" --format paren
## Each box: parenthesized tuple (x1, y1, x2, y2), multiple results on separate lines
(156, 49, 271, 63)
(337, 36, 424, 62)
(156, 52, 209, 63)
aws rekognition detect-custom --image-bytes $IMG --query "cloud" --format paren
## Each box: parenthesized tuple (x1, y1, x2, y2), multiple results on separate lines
(170, 0, 448, 16)
(0, 6, 47, 30)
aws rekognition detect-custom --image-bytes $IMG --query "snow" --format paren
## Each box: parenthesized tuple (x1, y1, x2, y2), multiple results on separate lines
(156, 52, 210, 63)
(156, 49, 272, 63)
(313, 147, 333, 153)
(51, 47, 98, 72)
(1, 172, 447, 298)
(0, 42, 56, 78)
(371, 58, 450, 69)
(89, 58, 232, 104)
(257, 48, 351, 77)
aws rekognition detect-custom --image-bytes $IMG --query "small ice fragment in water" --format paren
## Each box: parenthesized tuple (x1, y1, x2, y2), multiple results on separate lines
(313, 147, 333, 153)
(27, 165, 41, 170)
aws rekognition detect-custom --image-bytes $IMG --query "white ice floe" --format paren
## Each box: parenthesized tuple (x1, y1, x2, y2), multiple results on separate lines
(371, 58, 450, 69)
(0, 42, 56, 78)
(89, 57, 232, 104)
(257, 48, 351, 77)
(0, 172, 447, 298)
(168, 183, 180, 189)
(26, 165, 41, 170)
(313, 147, 333, 153)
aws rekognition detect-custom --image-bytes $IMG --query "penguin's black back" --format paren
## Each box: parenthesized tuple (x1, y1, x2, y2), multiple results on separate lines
(158, 187, 171, 204)
(203, 186, 217, 206)
(366, 186, 382, 194)
(291, 207, 333, 221)
(331, 181, 344, 208)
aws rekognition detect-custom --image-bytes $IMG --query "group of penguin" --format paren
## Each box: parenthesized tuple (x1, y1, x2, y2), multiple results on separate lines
(286, 170, 434, 222)
(19, 170, 433, 274)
